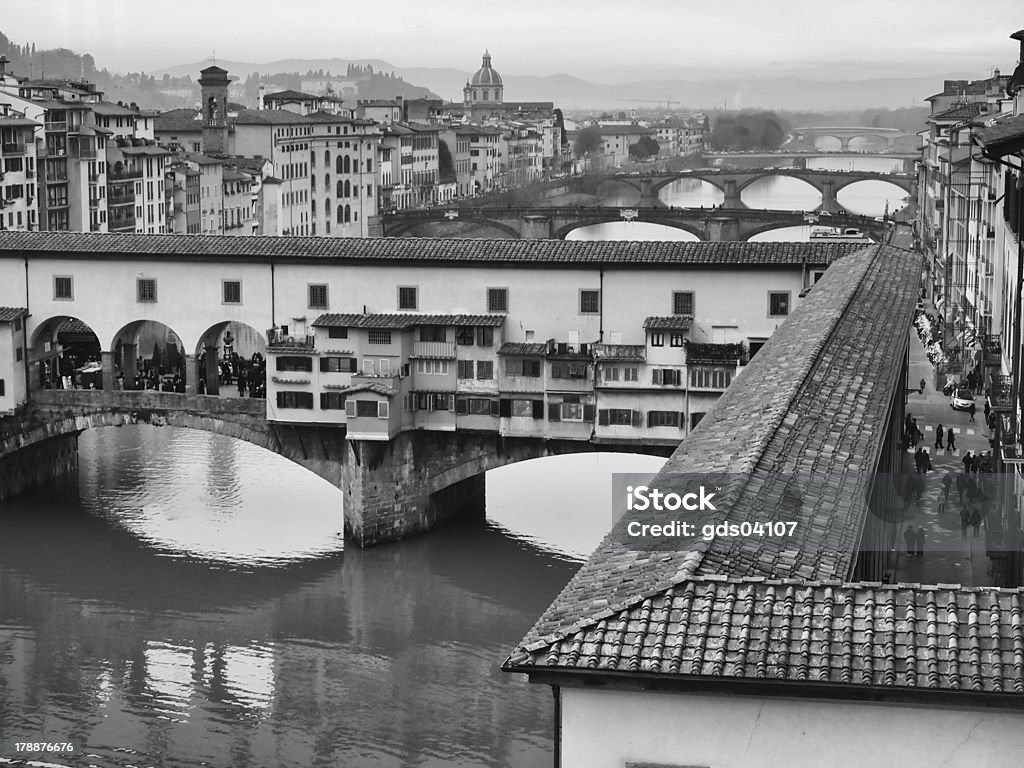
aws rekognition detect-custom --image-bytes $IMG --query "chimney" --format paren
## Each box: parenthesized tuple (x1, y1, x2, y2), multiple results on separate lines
(0, 55, 7, 78)
(258, 84, 265, 111)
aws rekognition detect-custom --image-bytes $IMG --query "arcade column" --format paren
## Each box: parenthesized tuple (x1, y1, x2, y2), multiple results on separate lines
(204, 345, 220, 395)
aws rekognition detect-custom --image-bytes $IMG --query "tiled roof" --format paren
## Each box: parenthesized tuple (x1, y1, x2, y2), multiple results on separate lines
(342, 382, 397, 397)
(507, 576, 1024, 698)
(0, 233, 863, 268)
(232, 109, 310, 125)
(974, 115, 1024, 157)
(263, 90, 318, 101)
(57, 318, 95, 335)
(498, 342, 548, 356)
(91, 101, 137, 117)
(931, 103, 986, 121)
(507, 244, 925, 678)
(593, 344, 646, 361)
(155, 118, 203, 133)
(0, 117, 38, 127)
(312, 313, 505, 329)
(0, 307, 28, 322)
(644, 316, 692, 330)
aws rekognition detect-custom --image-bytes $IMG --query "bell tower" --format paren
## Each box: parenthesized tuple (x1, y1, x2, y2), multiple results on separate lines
(199, 65, 230, 153)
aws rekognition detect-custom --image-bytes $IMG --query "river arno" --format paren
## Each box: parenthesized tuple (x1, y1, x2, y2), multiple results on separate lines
(0, 425, 664, 767)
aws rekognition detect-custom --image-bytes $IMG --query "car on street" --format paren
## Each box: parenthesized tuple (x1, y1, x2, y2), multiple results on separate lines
(951, 388, 975, 411)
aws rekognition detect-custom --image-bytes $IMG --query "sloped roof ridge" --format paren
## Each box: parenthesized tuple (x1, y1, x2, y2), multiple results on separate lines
(514, 248, 880, 655)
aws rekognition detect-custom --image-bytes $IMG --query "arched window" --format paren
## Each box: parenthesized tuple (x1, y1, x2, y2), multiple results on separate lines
(336, 180, 343, 197)
(341, 156, 349, 174)
(324, 150, 330, 165)
(473, 90, 478, 101)
(337, 205, 343, 224)
(325, 198, 331, 217)
(325, 173, 330, 189)
(483, 89, 489, 101)
(344, 180, 351, 197)
(311, 151, 316, 168)
(311, 176, 316, 192)
(336, 156, 343, 174)
(344, 204, 351, 223)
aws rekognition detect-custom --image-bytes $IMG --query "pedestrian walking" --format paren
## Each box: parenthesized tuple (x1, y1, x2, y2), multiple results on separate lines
(914, 448, 924, 473)
(956, 472, 967, 502)
(947, 428, 957, 452)
(941, 470, 952, 499)
(912, 418, 923, 445)
(915, 526, 925, 556)
(968, 402, 976, 422)
(960, 508, 970, 539)
(985, 400, 991, 422)
(923, 448, 933, 472)
(935, 424, 944, 449)
(920, 377, 926, 394)
(904, 525, 916, 555)
(963, 451, 972, 474)
(970, 508, 982, 537)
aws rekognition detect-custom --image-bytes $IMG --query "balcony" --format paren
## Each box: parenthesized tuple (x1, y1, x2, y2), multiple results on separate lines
(44, 121, 68, 133)
(684, 341, 749, 365)
(108, 169, 143, 181)
(267, 328, 315, 349)
(982, 335, 1002, 366)
(1, 142, 26, 155)
(989, 374, 1013, 411)
(411, 341, 456, 359)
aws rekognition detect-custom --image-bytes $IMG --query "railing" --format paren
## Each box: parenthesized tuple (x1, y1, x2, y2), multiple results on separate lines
(108, 169, 143, 181)
(1, 142, 26, 155)
(267, 328, 315, 348)
(411, 341, 456, 359)
(44, 121, 68, 133)
(75, 147, 97, 160)
(685, 341, 749, 365)
(31, 388, 266, 417)
(989, 374, 1013, 411)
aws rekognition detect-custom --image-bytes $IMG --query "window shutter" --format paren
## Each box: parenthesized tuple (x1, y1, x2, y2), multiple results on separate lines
(599, 409, 609, 426)
(378, 401, 390, 419)
(499, 399, 512, 417)
(652, 369, 663, 385)
(276, 392, 286, 408)
(548, 403, 560, 421)
(632, 410, 642, 427)
(320, 358, 329, 372)
(647, 410, 655, 428)
(532, 399, 544, 419)
(490, 399, 500, 416)
(320, 393, 329, 409)
(528, 359, 541, 377)
(456, 397, 468, 414)
(583, 404, 595, 422)
(345, 400, 356, 417)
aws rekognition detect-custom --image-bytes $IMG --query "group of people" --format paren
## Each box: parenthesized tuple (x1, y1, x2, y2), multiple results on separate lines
(195, 351, 267, 399)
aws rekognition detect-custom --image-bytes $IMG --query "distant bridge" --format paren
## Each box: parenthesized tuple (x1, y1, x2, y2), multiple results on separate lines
(381, 205, 885, 240)
(794, 126, 915, 151)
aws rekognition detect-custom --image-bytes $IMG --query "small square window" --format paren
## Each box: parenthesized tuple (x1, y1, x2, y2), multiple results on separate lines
(650, 332, 665, 347)
(398, 285, 418, 310)
(223, 280, 242, 304)
(673, 291, 694, 316)
(670, 333, 685, 347)
(579, 289, 600, 314)
(769, 291, 790, 317)
(308, 283, 328, 309)
(328, 327, 348, 339)
(137, 278, 157, 303)
(54, 276, 73, 301)
(487, 287, 508, 312)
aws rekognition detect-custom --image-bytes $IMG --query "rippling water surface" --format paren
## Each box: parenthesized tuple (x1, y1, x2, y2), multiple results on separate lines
(0, 426, 665, 767)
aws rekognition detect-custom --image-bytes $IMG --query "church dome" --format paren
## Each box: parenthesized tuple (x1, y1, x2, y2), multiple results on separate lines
(470, 51, 502, 87)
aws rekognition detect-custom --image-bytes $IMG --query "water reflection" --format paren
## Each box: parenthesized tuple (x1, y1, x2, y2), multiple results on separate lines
(658, 178, 724, 208)
(0, 425, 665, 766)
(806, 156, 904, 174)
(565, 222, 700, 241)
(836, 180, 910, 217)
(748, 225, 816, 242)
(741, 177, 821, 211)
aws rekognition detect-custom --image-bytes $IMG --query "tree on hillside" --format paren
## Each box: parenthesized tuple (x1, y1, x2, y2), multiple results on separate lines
(629, 135, 660, 160)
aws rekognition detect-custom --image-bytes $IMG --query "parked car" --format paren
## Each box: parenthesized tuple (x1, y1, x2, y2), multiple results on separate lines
(951, 388, 975, 411)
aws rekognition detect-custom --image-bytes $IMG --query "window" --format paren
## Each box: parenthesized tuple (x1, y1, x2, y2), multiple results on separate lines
(0, 379, 4, 396)
(749, 339, 767, 358)
(328, 327, 348, 339)
(137, 278, 157, 303)
(650, 333, 665, 347)
(320, 392, 346, 410)
(511, 399, 534, 417)
(652, 368, 682, 386)
(769, 291, 791, 317)
(416, 359, 449, 375)
(223, 280, 242, 304)
(458, 360, 474, 379)
(600, 408, 636, 426)
(579, 289, 600, 314)
(487, 287, 508, 312)
(456, 327, 475, 346)
(648, 410, 682, 427)
(560, 402, 583, 421)
(476, 361, 494, 380)
(355, 400, 378, 417)
(420, 326, 446, 343)
(398, 286, 418, 310)
(691, 412, 706, 430)
(54, 276, 73, 300)
(276, 356, 313, 372)
(308, 284, 328, 309)
(673, 291, 694, 315)
(624, 367, 638, 381)
(320, 357, 357, 373)
(15, 347, 22, 362)
(476, 327, 493, 346)
(276, 391, 314, 409)
(689, 366, 733, 389)
(505, 358, 542, 377)
(603, 366, 619, 381)
(368, 330, 392, 345)
(456, 397, 498, 416)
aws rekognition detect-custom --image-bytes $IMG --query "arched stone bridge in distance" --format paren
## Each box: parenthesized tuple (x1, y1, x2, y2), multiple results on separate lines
(380, 205, 885, 241)
(589, 167, 916, 210)
(0, 390, 674, 547)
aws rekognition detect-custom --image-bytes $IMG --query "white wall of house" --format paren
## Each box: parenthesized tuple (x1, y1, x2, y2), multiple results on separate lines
(560, 686, 1024, 768)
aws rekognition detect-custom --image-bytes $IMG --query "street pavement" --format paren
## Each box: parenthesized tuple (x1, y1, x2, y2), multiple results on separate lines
(893, 325, 997, 586)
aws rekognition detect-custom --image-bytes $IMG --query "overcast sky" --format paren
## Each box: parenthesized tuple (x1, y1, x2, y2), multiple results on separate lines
(3, 0, 1022, 82)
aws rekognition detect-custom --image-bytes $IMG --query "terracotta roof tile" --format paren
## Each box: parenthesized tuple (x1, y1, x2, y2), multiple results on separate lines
(312, 313, 504, 329)
(498, 342, 548, 356)
(644, 316, 692, 330)
(0, 307, 28, 322)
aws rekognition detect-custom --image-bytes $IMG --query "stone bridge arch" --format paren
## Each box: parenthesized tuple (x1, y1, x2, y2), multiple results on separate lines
(384, 216, 523, 239)
(553, 218, 705, 240)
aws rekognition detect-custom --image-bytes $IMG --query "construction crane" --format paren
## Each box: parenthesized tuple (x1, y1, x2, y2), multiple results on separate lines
(617, 97, 679, 110)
